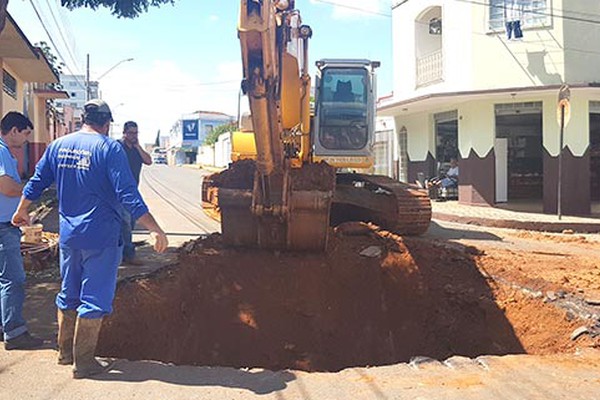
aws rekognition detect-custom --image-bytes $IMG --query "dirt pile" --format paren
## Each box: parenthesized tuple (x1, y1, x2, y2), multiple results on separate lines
(210, 159, 256, 189)
(98, 226, 590, 372)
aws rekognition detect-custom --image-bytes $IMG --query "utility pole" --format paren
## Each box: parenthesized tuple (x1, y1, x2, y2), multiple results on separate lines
(556, 84, 571, 220)
(86, 53, 91, 101)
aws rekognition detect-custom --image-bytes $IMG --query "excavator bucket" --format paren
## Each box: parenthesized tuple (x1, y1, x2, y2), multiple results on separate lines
(216, 161, 335, 251)
(219, 188, 257, 247)
(286, 163, 336, 250)
(288, 189, 333, 250)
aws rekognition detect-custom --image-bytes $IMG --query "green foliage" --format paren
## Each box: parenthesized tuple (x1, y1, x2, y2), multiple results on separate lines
(60, 0, 175, 18)
(35, 41, 64, 88)
(204, 122, 236, 146)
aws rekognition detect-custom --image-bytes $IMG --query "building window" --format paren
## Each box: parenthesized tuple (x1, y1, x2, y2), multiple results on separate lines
(69, 81, 78, 87)
(2, 69, 17, 99)
(489, 0, 549, 31)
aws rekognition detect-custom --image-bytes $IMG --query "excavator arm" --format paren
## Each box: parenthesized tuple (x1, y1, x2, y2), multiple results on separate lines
(205, 1, 431, 250)
(216, 0, 334, 250)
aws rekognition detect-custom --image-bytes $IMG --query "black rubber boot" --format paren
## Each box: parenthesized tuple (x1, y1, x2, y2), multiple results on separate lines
(57, 309, 77, 365)
(72, 317, 112, 379)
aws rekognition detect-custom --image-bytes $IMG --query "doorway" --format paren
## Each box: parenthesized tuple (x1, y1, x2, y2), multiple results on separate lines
(434, 110, 458, 176)
(495, 102, 543, 200)
(590, 111, 600, 201)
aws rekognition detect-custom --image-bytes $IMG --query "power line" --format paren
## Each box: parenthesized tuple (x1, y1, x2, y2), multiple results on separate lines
(312, 0, 391, 17)
(54, 0, 84, 71)
(394, 0, 600, 25)
(455, 0, 600, 26)
(412, 18, 600, 58)
(42, 0, 80, 70)
(38, 0, 77, 69)
(28, 0, 86, 90)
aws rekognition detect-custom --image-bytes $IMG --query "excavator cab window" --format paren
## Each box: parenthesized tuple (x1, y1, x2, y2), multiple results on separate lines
(318, 67, 370, 150)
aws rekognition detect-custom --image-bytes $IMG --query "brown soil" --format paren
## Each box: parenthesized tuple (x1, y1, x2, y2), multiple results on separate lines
(209, 159, 335, 192)
(210, 159, 256, 189)
(290, 162, 335, 191)
(97, 225, 596, 372)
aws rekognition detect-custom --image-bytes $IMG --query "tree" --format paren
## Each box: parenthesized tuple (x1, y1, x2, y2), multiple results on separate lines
(1, 0, 176, 34)
(154, 129, 161, 147)
(204, 122, 237, 146)
(35, 41, 65, 90)
(60, 0, 176, 18)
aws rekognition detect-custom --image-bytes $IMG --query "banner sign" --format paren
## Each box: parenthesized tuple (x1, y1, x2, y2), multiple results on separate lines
(182, 120, 199, 141)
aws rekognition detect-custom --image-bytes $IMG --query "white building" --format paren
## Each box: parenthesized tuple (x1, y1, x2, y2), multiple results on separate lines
(168, 111, 235, 165)
(379, 0, 600, 215)
(55, 74, 98, 109)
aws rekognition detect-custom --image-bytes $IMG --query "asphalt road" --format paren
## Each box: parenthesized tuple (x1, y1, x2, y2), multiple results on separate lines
(137, 165, 220, 242)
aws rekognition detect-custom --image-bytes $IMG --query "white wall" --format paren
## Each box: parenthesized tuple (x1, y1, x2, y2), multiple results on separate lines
(394, 112, 434, 162)
(214, 132, 232, 168)
(391, 0, 600, 102)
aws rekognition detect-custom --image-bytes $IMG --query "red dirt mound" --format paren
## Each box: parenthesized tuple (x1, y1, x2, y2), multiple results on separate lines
(98, 229, 586, 372)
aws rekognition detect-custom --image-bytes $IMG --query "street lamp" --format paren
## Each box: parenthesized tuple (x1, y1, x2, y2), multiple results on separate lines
(86, 54, 134, 100)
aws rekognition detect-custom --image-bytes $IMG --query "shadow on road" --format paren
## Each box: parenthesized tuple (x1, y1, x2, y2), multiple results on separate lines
(426, 221, 503, 241)
(94, 360, 296, 395)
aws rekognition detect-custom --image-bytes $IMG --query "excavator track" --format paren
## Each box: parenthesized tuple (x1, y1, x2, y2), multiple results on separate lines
(203, 163, 431, 243)
(331, 173, 432, 236)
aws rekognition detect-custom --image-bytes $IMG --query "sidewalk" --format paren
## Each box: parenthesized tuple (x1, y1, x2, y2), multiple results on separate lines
(432, 201, 600, 233)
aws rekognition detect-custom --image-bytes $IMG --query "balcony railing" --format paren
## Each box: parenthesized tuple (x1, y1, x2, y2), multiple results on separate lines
(416, 49, 443, 88)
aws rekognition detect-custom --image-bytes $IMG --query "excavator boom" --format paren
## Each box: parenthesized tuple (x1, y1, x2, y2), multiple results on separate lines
(204, 0, 431, 251)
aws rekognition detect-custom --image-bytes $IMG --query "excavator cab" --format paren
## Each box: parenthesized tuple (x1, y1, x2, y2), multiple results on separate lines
(313, 59, 380, 170)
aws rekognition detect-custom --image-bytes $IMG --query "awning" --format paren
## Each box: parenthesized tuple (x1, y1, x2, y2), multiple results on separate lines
(0, 13, 59, 83)
(0, 13, 37, 59)
(377, 84, 600, 117)
(34, 88, 69, 100)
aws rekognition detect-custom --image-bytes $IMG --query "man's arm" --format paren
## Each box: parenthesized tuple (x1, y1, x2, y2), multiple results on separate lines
(136, 144, 152, 165)
(12, 197, 32, 226)
(136, 212, 168, 253)
(0, 175, 23, 197)
(108, 144, 167, 252)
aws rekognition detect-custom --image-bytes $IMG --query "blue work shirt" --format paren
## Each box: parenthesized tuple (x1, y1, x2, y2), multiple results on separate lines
(23, 131, 149, 249)
(0, 137, 21, 223)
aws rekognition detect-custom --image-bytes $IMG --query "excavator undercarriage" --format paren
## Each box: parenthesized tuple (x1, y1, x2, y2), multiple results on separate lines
(202, 160, 431, 250)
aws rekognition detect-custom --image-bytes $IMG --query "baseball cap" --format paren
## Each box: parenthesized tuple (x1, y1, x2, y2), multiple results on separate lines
(84, 99, 114, 121)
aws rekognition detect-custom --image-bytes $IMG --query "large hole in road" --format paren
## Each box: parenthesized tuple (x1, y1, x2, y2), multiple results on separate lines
(97, 228, 589, 372)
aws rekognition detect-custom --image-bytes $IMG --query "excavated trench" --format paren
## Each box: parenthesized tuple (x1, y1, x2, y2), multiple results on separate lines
(97, 226, 593, 372)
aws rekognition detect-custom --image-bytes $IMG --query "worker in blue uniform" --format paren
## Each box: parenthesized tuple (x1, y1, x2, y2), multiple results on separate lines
(0, 111, 43, 350)
(12, 99, 168, 379)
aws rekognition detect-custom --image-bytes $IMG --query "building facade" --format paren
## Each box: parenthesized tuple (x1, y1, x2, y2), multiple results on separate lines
(1, 13, 67, 176)
(168, 111, 235, 165)
(379, 0, 600, 215)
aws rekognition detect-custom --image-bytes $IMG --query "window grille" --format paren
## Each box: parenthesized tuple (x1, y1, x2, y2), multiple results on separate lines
(2, 69, 17, 99)
(489, 0, 549, 31)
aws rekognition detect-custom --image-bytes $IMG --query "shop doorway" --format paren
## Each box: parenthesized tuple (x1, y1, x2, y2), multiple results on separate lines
(434, 110, 458, 176)
(495, 102, 543, 200)
(590, 112, 600, 201)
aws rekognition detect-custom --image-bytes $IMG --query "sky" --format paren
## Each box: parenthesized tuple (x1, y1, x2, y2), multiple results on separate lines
(8, 0, 393, 144)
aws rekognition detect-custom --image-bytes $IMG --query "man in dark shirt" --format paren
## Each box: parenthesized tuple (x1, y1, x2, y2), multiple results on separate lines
(117, 121, 152, 265)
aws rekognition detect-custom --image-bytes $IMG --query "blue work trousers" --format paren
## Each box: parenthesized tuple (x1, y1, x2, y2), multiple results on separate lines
(56, 244, 122, 319)
(0, 224, 28, 340)
(121, 208, 136, 260)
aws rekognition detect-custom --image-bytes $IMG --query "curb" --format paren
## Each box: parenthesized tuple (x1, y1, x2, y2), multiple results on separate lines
(432, 212, 600, 234)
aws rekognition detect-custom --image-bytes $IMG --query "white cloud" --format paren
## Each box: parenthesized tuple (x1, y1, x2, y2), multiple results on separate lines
(310, 0, 390, 20)
(99, 60, 242, 144)
(209, 15, 219, 22)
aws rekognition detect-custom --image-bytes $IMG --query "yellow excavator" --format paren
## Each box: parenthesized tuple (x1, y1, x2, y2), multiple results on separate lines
(202, 0, 431, 250)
